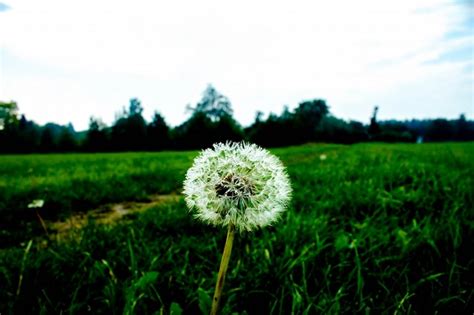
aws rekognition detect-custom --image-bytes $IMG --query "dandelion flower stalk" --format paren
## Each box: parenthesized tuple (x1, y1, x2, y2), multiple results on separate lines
(184, 142, 292, 314)
(28, 199, 48, 237)
(211, 223, 235, 315)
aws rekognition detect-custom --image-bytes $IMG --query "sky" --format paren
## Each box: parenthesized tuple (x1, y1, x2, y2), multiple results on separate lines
(0, 0, 472, 131)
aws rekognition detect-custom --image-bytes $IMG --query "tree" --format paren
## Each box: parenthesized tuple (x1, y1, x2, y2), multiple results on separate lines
(111, 98, 147, 151)
(0, 101, 20, 152)
(0, 101, 19, 130)
(455, 114, 474, 141)
(40, 126, 56, 152)
(368, 106, 380, 138)
(293, 99, 329, 143)
(254, 111, 264, 124)
(426, 119, 454, 141)
(175, 85, 243, 149)
(128, 98, 143, 116)
(348, 121, 369, 143)
(188, 84, 233, 121)
(58, 124, 77, 152)
(378, 120, 415, 142)
(246, 109, 295, 148)
(316, 116, 352, 143)
(173, 111, 215, 149)
(16, 115, 41, 152)
(85, 117, 109, 151)
(147, 111, 170, 150)
(214, 114, 244, 143)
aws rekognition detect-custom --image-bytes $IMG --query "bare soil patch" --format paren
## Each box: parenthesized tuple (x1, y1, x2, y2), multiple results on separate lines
(47, 194, 181, 241)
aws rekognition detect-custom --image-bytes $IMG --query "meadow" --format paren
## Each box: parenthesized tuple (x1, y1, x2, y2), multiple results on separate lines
(0, 143, 473, 314)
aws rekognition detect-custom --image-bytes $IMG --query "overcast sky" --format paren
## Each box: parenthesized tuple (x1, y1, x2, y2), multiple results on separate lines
(0, 0, 472, 130)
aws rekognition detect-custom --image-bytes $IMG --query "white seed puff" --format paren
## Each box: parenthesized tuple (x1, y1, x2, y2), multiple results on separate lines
(183, 142, 292, 232)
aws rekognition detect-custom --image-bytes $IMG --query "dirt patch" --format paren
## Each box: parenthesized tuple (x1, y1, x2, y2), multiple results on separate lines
(48, 194, 181, 241)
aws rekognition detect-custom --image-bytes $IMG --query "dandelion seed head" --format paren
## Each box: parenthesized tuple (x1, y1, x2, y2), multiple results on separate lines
(183, 142, 292, 232)
(28, 199, 44, 209)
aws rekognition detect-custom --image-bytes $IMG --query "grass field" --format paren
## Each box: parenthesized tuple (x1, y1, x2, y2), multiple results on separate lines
(0, 143, 473, 314)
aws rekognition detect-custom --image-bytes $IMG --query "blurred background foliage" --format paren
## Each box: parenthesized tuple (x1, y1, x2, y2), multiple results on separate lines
(1, 85, 474, 153)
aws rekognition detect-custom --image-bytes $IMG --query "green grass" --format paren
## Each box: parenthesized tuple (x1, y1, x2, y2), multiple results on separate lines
(0, 151, 194, 245)
(0, 143, 473, 314)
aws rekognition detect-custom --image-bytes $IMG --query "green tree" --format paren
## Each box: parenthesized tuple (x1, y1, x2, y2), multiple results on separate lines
(173, 112, 215, 149)
(147, 111, 170, 150)
(368, 106, 380, 138)
(176, 85, 243, 149)
(111, 98, 147, 151)
(426, 119, 454, 141)
(40, 126, 56, 152)
(0, 101, 19, 130)
(129, 98, 143, 116)
(58, 124, 77, 151)
(16, 115, 41, 152)
(0, 101, 20, 152)
(294, 99, 329, 143)
(188, 84, 233, 121)
(85, 117, 109, 151)
(455, 114, 471, 141)
(214, 114, 244, 143)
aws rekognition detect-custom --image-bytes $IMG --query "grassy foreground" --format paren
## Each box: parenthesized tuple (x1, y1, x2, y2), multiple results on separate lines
(0, 143, 473, 314)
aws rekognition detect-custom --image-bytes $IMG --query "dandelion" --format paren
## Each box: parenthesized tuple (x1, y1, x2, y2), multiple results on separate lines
(320, 154, 327, 161)
(183, 142, 292, 314)
(27, 199, 48, 236)
(27, 199, 44, 208)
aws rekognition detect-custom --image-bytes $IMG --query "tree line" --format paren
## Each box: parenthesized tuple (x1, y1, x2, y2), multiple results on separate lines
(1, 85, 473, 153)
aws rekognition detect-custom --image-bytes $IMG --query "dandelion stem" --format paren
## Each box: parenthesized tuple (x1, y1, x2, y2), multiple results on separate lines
(210, 223, 236, 315)
(35, 209, 49, 237)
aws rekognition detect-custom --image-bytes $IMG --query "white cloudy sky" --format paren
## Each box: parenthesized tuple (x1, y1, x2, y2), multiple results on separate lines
(0, 0, 472, 130)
